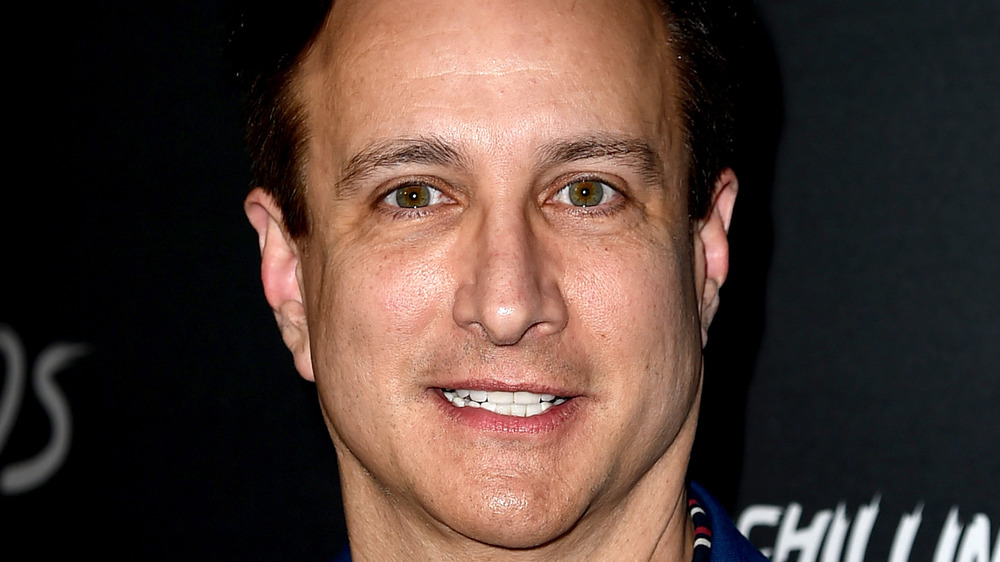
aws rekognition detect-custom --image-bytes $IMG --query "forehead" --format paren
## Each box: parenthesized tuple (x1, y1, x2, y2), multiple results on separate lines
(298, 0, 679, 169)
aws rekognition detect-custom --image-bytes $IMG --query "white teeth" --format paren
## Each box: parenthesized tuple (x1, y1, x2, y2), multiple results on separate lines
(489, 391, 514, 405)
(513, 391, 538, 405)
(527, 402, 549, 416)
(442, 389, 566, 417)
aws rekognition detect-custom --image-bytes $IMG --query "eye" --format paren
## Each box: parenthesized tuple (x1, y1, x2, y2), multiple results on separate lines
(384, 183, 447, 209)
(553, 179, 618, 207)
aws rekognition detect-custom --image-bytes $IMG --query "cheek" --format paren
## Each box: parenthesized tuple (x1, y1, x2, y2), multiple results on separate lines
(306, 243, 453, 447)
(311, 242, 453, 375)
(380, 257, 449, 325)
(567, 236, 696, 359)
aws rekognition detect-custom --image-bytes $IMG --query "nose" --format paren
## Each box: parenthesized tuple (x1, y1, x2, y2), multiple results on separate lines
(452, 208, 568, 346)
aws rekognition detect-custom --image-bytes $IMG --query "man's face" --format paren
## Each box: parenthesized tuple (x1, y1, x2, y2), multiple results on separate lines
(266, 0, 730, 549)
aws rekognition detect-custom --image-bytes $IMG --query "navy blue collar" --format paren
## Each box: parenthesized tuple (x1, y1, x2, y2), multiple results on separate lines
(688, 481, 769, 561)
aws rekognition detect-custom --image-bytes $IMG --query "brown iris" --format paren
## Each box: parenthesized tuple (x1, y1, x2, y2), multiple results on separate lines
(395, 184, 432, 208)
(568, 180, 605, 207)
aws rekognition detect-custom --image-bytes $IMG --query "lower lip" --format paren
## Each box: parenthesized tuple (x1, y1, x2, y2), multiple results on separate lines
(433, 389, 581, 434)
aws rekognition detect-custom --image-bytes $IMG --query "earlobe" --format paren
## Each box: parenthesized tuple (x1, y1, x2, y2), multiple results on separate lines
(695, 168, 738, 346)
(245, 188, 315, 382)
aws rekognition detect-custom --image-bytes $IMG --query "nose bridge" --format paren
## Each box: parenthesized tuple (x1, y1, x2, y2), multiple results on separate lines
(484, 204, 537, 291)
(453, 201, 566, 345)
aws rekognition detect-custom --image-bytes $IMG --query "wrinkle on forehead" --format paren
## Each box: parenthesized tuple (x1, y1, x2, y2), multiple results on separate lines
(308, 0, 671, 83)
(298, 0, 685, 191)
(414, 65, 559, 80)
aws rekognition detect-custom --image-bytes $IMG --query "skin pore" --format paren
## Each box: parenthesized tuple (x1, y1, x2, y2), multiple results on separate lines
(245, 0, 737, 559)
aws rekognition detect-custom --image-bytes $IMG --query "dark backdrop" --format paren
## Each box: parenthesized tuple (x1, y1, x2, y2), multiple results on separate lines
(3, 1, 996, 559)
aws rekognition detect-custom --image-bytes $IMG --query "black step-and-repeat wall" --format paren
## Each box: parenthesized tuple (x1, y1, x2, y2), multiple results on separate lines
(4, 1, 997, 559)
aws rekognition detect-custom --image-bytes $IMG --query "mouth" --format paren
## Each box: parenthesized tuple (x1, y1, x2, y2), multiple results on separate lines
(441, 388, 569, 418)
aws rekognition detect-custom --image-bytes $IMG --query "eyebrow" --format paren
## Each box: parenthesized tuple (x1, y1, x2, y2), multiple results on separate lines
(337, 136, 469, 199)
(335, 133, 665, 198)
(534, 135, 665, 185)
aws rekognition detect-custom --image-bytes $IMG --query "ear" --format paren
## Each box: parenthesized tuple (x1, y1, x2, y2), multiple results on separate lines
(244, 188, 315, 381)
(693, 168, 738, 347)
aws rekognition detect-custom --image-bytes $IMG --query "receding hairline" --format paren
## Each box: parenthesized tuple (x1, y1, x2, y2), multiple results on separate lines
(294, 0, 686, 194)
(248, 0, 730, 238)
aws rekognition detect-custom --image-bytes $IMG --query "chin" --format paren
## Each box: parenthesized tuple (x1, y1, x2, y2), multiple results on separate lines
(432, 480, 586, 550)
